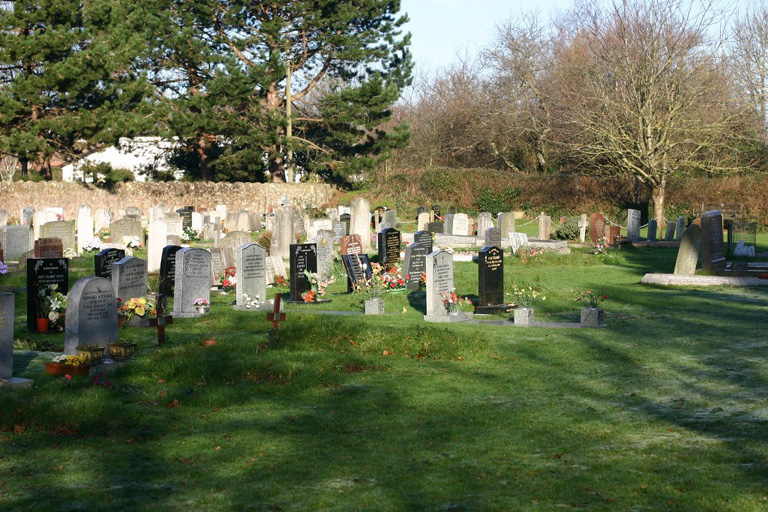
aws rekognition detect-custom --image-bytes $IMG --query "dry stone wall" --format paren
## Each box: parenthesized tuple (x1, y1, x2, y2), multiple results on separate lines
(0, 181, 336, 222)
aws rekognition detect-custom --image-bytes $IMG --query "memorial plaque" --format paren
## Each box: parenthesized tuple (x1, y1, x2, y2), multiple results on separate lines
(159, 245, 183, 296)
(340, 235, 363, 256)
(236, 243, 267, 307)
(26, 258, 68, 331)
(112, 257, 148, 300)
(95, 248, 126, 279)
(173, 248, 212, 317)
(590, 213, 606, 244)
(377, 228, 401, 264)
(289, 243, 317, 301)
(478, 246, 504, 307)
(403, 242, 429, 291)
(342, 253, 372, 292)
(64, 277, 118, 354)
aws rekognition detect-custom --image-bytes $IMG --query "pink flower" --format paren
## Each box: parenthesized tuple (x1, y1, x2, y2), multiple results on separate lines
(65, 375, 72, 380)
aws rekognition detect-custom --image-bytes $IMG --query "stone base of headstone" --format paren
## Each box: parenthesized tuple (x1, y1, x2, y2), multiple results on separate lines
(233, 303, 271, 312)
(423, 312, 473, 323)
(0, 377, 34, 388)
(513, 307, 534, 326)
(284, 299, 333, 305)
(174, 311, 208, 319)
(364, 298, 385, 315)
(580, 307, 604, 328)
(475, 304, 513, 315)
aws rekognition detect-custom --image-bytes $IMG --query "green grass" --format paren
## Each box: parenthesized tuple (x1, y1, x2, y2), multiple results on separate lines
(2, 246, 768, 510)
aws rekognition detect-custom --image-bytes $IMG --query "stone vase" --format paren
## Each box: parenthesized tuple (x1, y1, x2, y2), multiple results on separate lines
(364, 297, 385, 315)
(580, 307, 604, 328)
(514, 307, 534, 326)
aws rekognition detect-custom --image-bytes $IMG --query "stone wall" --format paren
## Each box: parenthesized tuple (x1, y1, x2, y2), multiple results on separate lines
(0, 181, 337, 222)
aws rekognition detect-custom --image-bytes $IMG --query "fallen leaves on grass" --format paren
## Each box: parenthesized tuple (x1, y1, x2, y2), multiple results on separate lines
(167, 399, 181, 409)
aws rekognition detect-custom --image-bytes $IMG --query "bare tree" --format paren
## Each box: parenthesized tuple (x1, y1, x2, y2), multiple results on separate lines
(0, 154, 18, 182)
(552, 0, 747, 234)
(731, 2, 768, 135)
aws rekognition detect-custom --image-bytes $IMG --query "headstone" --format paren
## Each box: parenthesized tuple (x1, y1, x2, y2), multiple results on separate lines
(341, 234, 363, 256)
(509, 232, 529, 254)
(673, 224, 702, 275)
(110, 218, 142, 247)
(235, 244, 267, 308)
(647, 219, 658, 242)
(350, 198, 372, 253)
(447, 206, 456, 215)
(578, 214, 588, 243)
(478, 246, 504, 308)
(608, 225, 621, 243)
(163, 214, 183, 238)
(220, 231, 252, 267)
(64, 277, 118, 355)
(191, 212, 203, 231)
(289, 243, 318, 301)
(2, 226, 32, 261)
(377, 228, 401, 265)
(78, 204, 92, 219)
(426, 221, 443, 234)
(700, 211, 726, 271)
(332, 221, 346, 242)
(444, 214, 454, 235)
(40, 221, 75, 252)
(266, 255, 287, 285)
(476, 212, 494, 236)
(403, 242, 429, 291)
(147, 221, 167, 272)
(500, 212, 516, 239)
(270, 206, 295, 260)
(590, 213, 606, 244)
(94, 209, 112, 232)
(425, 250, 453, 318)
(378, 222, 392, 233)
(538, 213, 552, 240)
(452, 213, 470, 236)
(159, 245, 183, 296)
(308, 218, 333, 240)
(209, 247, 224, 286)
(312, 231, 335, 280)
(675, 216, 687, 242)
(125, 206, 142, 220)
(203, 222, 221, 242)
(0, 292, 18, 381)
(21, 207, 35, 227)
(32, 211, 47, 239)
(0, 210, 6, 229)
(413, 230, 433, 253)
(76, 214, 95, 254)
(382, 210, 397, 228)
(112, 257, 148, 300)
(34, 238, 63, 258)
(417, 212, 430, 231)
(665, 222, 676, 241)
(626, 209, 641, 241)
(176, 208, 193, 230)
(26, 258, 68, 331)
(173, 248, 212, 318)
(485, 227, 501, 248)
(340, 213, 351, 238)
(94, 248, 126, 279)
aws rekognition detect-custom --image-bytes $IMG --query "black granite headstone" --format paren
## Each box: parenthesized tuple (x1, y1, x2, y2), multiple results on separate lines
(342, 253, 373, 292)
(403, 242, 429, 291)
(377, 228, 401, 265)
(176, 209, 193, 230)
(95, 248, 126, 280)
(159, 245, 182, 296)
(478, 246, 504, 309)
(413, 230, 433, 253)
(427, 222, 444, 234)
(27, 258, 69, 331)
(289, 243, 318, 301)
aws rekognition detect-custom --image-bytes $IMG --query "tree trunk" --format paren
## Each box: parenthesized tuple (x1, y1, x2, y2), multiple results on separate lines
(651, 178, 666, 240)
(269, 150, 286, 182)
(20, 158, 28, 178)
(195, 133, 214, 181)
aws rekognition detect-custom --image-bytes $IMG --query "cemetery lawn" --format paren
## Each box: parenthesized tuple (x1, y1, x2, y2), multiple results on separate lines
(3, 247, 768, 510)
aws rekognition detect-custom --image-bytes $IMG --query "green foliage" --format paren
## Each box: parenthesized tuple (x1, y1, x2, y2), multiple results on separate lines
(473, 186, 522, 213)
(79, 162, 134, 191)
(555, 216, 581, 240)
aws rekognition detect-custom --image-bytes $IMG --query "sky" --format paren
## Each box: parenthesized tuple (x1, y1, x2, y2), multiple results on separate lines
(400, 0, 571, 76)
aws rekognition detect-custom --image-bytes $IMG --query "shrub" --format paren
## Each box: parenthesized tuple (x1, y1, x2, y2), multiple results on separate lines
(259, 230, 273, 255)
(555, 216, 581, 240)
(474, 186, 522, 214)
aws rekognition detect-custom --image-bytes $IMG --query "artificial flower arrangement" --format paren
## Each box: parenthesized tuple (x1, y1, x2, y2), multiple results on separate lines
(181, 227, 201, 243)
(241, 293, 261, 309)
(119, 296, 158, 321)
(124, 235, 142, 249)
(221, 266, 237, 292)
(302, 270, 335, 302)
(380, 265, 407, 291)
(52, 354, 87, 367)
(82, 237, 103, 253)
(573, 288, 607, 308)
(507, 284, 546, 308)
(272, 275, 287, 288)
(590, 237, 609, 255)
(439, 290, 475, 314)
(193, 298, 210, 307)
(47, 284, 68, 328)
(0, 260, 7, 275)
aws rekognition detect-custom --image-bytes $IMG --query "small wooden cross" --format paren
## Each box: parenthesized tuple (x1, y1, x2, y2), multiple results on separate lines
(156, 314, 173, 347)
(267, 293, 286, 330)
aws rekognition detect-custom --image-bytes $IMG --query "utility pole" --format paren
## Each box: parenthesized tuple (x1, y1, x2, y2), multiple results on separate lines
(285, 61, 294, 183)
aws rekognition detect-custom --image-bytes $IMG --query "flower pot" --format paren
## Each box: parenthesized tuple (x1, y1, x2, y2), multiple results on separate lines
(580, 307, 604, 328)
(195, 305, 210, 315)
(76, 346, 105, 364)
(36, 318, 50, 333)
(117, 315, 127, 329)
(108, 343, 138, 361)
(514, 307, 534, 326)
(45, 362, 91, 377)
(364, 297, 385, 315)
(204, 339, 217, 347)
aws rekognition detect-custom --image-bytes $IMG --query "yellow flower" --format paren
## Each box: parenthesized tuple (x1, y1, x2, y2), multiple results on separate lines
(135, 306, 146, 316)
(138, 298, 147, 306)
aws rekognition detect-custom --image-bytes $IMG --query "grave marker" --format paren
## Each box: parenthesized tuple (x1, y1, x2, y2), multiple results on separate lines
(627, 209, 641, 241)
(159, 245, 183, 296)
(235, 243, 267, 309)
(673, 224, 702, 275)
(289, 243, 317, 301)
(26, 258, 68, 331)
(485, 227, 501, 248)
(377, 228, 401, 264)
(477, 246, 504, 311)
(700, 211, 726, 271)
(110, 218, 142, 247)
(413, 230, 433, 253)
(40, 221, 75, 252)
(590, 213, 606, 244)
(95, 248, 126, 279)
(1, 226, 32, 261)
(173, 248, 212, 318)
(403, 242, 429, 291)
(425, 250, 453, 318)
(64, 277, 118, 354)
(34, 238, 63, 258)
(112, 257, 148, 300)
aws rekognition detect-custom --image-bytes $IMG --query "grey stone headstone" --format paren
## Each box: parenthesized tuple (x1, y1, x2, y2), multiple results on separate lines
(312, 231, 335, 280)
(627, 209, 641, 241)
(500, 212, 515, 239)
(382, 210, 397, 227)
(700, 211, 725, 271)
(220, 232, 252, 266)
(110, 218, 142, 247)
(444, 214, 454, 235)
(485, 227, 501, 248)
(538, 213, 552, 240)
(378, 222, 392, 233)
(675, 216, 686, 242)
(476, 212, 494, 236)
(2, 225, 33, 261)
(64, 277, 118, 355)
(413, 230, 433, 253)
(163, 215, 183, 237)
(647, 219, 658, 242)
(665, 222, 676, 241)
(270, 206, 295, 260)
(147, 221, 167, 273)
(112, 257, 148, 300)
(21, 207, 35, 227)
(0, 292, 14, 379)
(332, 221, 346, 242)
(40, 221, 76, 252)
(425, 250, 454, 318)
(417, 212, 430, 231)
(209, 248, 224, 286)
(673, 224, 702, 275)
(452, 213, 470, 236)
(403, 242, 429, 291)
(350, 197, 371, 252)
(173, 248, 212, 318)
(235, 244, 267, 308)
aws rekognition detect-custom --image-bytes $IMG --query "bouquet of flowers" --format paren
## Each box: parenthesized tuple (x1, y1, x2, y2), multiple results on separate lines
(590, 237, 609, 255)
(52, 354, 87, 366)
(508, 284, 546, 308)
(47, 284, 68, 328)
(439, 290, 475, 314)
(194, 298, 210, 307)
(573, 288, 607, 308)
(221, 267, 237, 292)
(120, 296, 158, 321)
(124, 235, 142, 249)
(82, 237, 103, 253)
(380, 266, 407, 291)
(181, 227, 201, 243)
(302, 270, 335, 302)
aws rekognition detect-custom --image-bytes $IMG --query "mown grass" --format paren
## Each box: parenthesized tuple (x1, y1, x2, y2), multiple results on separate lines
(2, 244, 768, 510)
